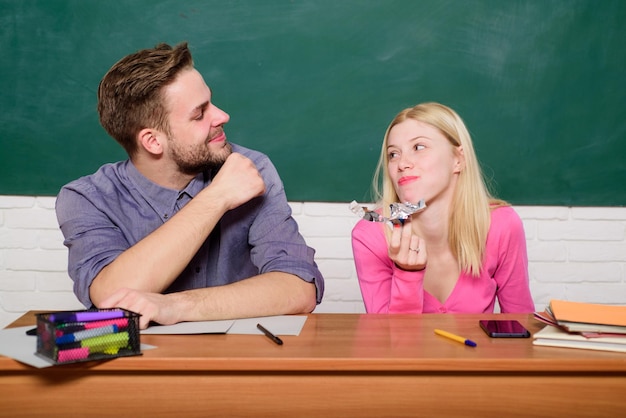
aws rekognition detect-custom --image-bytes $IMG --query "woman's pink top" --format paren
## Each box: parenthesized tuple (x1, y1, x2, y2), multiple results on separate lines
(351, 206, 535, 314)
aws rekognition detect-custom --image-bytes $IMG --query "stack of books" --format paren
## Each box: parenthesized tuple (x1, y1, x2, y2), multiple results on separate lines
(533, 299, 626, 353)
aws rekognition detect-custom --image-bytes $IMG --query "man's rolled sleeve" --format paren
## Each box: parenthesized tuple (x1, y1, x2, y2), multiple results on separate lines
(56, 185, 127, 307)
(246, 154, 325, 303)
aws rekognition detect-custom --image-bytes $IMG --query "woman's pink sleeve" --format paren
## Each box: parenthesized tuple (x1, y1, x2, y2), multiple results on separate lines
(352, 220, 424, 313)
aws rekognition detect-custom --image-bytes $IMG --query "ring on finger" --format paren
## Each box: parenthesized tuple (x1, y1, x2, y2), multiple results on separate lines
(409, 247, 420, 253)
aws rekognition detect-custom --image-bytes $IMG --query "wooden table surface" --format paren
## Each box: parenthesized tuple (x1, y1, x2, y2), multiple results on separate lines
(1, 312, 625, 417)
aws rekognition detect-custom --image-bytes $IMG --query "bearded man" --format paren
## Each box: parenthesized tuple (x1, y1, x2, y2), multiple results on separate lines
(56, 43, 324, 328)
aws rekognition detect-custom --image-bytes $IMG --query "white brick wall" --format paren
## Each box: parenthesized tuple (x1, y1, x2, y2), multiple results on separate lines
(1, 195, 625, 328)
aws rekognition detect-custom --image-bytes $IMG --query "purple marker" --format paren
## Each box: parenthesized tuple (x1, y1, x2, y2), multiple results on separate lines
(50, 310, 125, 323)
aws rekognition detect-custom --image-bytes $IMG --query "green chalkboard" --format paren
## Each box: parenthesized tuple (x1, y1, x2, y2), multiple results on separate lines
(1, 0, 625, 205)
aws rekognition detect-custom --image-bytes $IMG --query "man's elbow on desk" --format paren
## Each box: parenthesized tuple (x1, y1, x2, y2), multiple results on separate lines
(285, 277, 318, 315)
(242, 272, 318, 316)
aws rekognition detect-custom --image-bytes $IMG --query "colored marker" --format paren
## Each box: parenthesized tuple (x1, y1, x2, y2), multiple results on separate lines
(80, 331, 129, 350)
(55, 324, 119, 345)
(257, 323, 283, 345)
(434, 329, 477, 347)
(57, 347, 90, 363)
(49, 310, 125, 323)
(56, 344, 125, 363)
(83, 317, 128, 330)
(56, 318, 129, 335)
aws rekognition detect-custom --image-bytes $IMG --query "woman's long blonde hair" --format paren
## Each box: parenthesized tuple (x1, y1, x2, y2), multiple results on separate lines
(372, 102, 507, 276)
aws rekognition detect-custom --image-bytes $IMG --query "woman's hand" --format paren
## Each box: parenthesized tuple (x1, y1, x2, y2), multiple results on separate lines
(388, 216, 427, 271)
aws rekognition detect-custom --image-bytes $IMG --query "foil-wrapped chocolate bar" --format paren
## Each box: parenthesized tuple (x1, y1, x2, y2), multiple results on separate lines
(349, 199, 426, 225)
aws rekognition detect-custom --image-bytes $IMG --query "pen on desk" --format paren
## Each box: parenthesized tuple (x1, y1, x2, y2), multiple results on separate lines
(257, 323, 283, 345)
(434, 329, 477, 347)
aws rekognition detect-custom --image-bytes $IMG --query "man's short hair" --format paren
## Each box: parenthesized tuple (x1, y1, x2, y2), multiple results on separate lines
(97, 42, 193, 156)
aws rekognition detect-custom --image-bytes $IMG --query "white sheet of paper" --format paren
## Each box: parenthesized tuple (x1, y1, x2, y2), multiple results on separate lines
(228, 315, 308, 336)
(141, 315, 307, 335)
(141, 320, 235, 335)
(0, 326, 53, 368)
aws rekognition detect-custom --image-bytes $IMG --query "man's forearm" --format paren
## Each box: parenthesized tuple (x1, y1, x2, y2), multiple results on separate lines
(173, 272, 317, 322)
(89, 187, 228, 306)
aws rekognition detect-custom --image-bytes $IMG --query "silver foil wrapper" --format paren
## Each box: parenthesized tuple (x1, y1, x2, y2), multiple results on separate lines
(349, 199, 426, 225)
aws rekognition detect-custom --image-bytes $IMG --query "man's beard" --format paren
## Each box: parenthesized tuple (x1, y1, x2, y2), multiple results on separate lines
(169, 137, 233, 175)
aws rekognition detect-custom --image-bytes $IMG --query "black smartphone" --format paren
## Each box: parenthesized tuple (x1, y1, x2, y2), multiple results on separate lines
(479, 320, 531, 338)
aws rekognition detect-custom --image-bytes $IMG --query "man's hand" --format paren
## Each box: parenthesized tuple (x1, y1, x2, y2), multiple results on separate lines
(98, 288, 182, 329)
(209, 152, 266, 211)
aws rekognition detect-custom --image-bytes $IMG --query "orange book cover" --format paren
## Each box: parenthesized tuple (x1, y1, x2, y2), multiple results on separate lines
(549, 300, 626, 327)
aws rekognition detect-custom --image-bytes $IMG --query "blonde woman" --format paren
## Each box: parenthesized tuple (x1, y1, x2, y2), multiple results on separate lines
(352, 102, 534, 314)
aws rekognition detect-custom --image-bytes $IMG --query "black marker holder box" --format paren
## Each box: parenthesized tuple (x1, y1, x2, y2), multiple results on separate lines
(35, 308, 142, 365)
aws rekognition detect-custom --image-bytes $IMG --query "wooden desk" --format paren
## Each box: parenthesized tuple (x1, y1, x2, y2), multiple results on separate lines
(1, 313, 625, 417)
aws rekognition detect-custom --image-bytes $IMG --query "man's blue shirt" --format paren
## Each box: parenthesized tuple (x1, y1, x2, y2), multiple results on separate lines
(56, 143, 324, 307)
